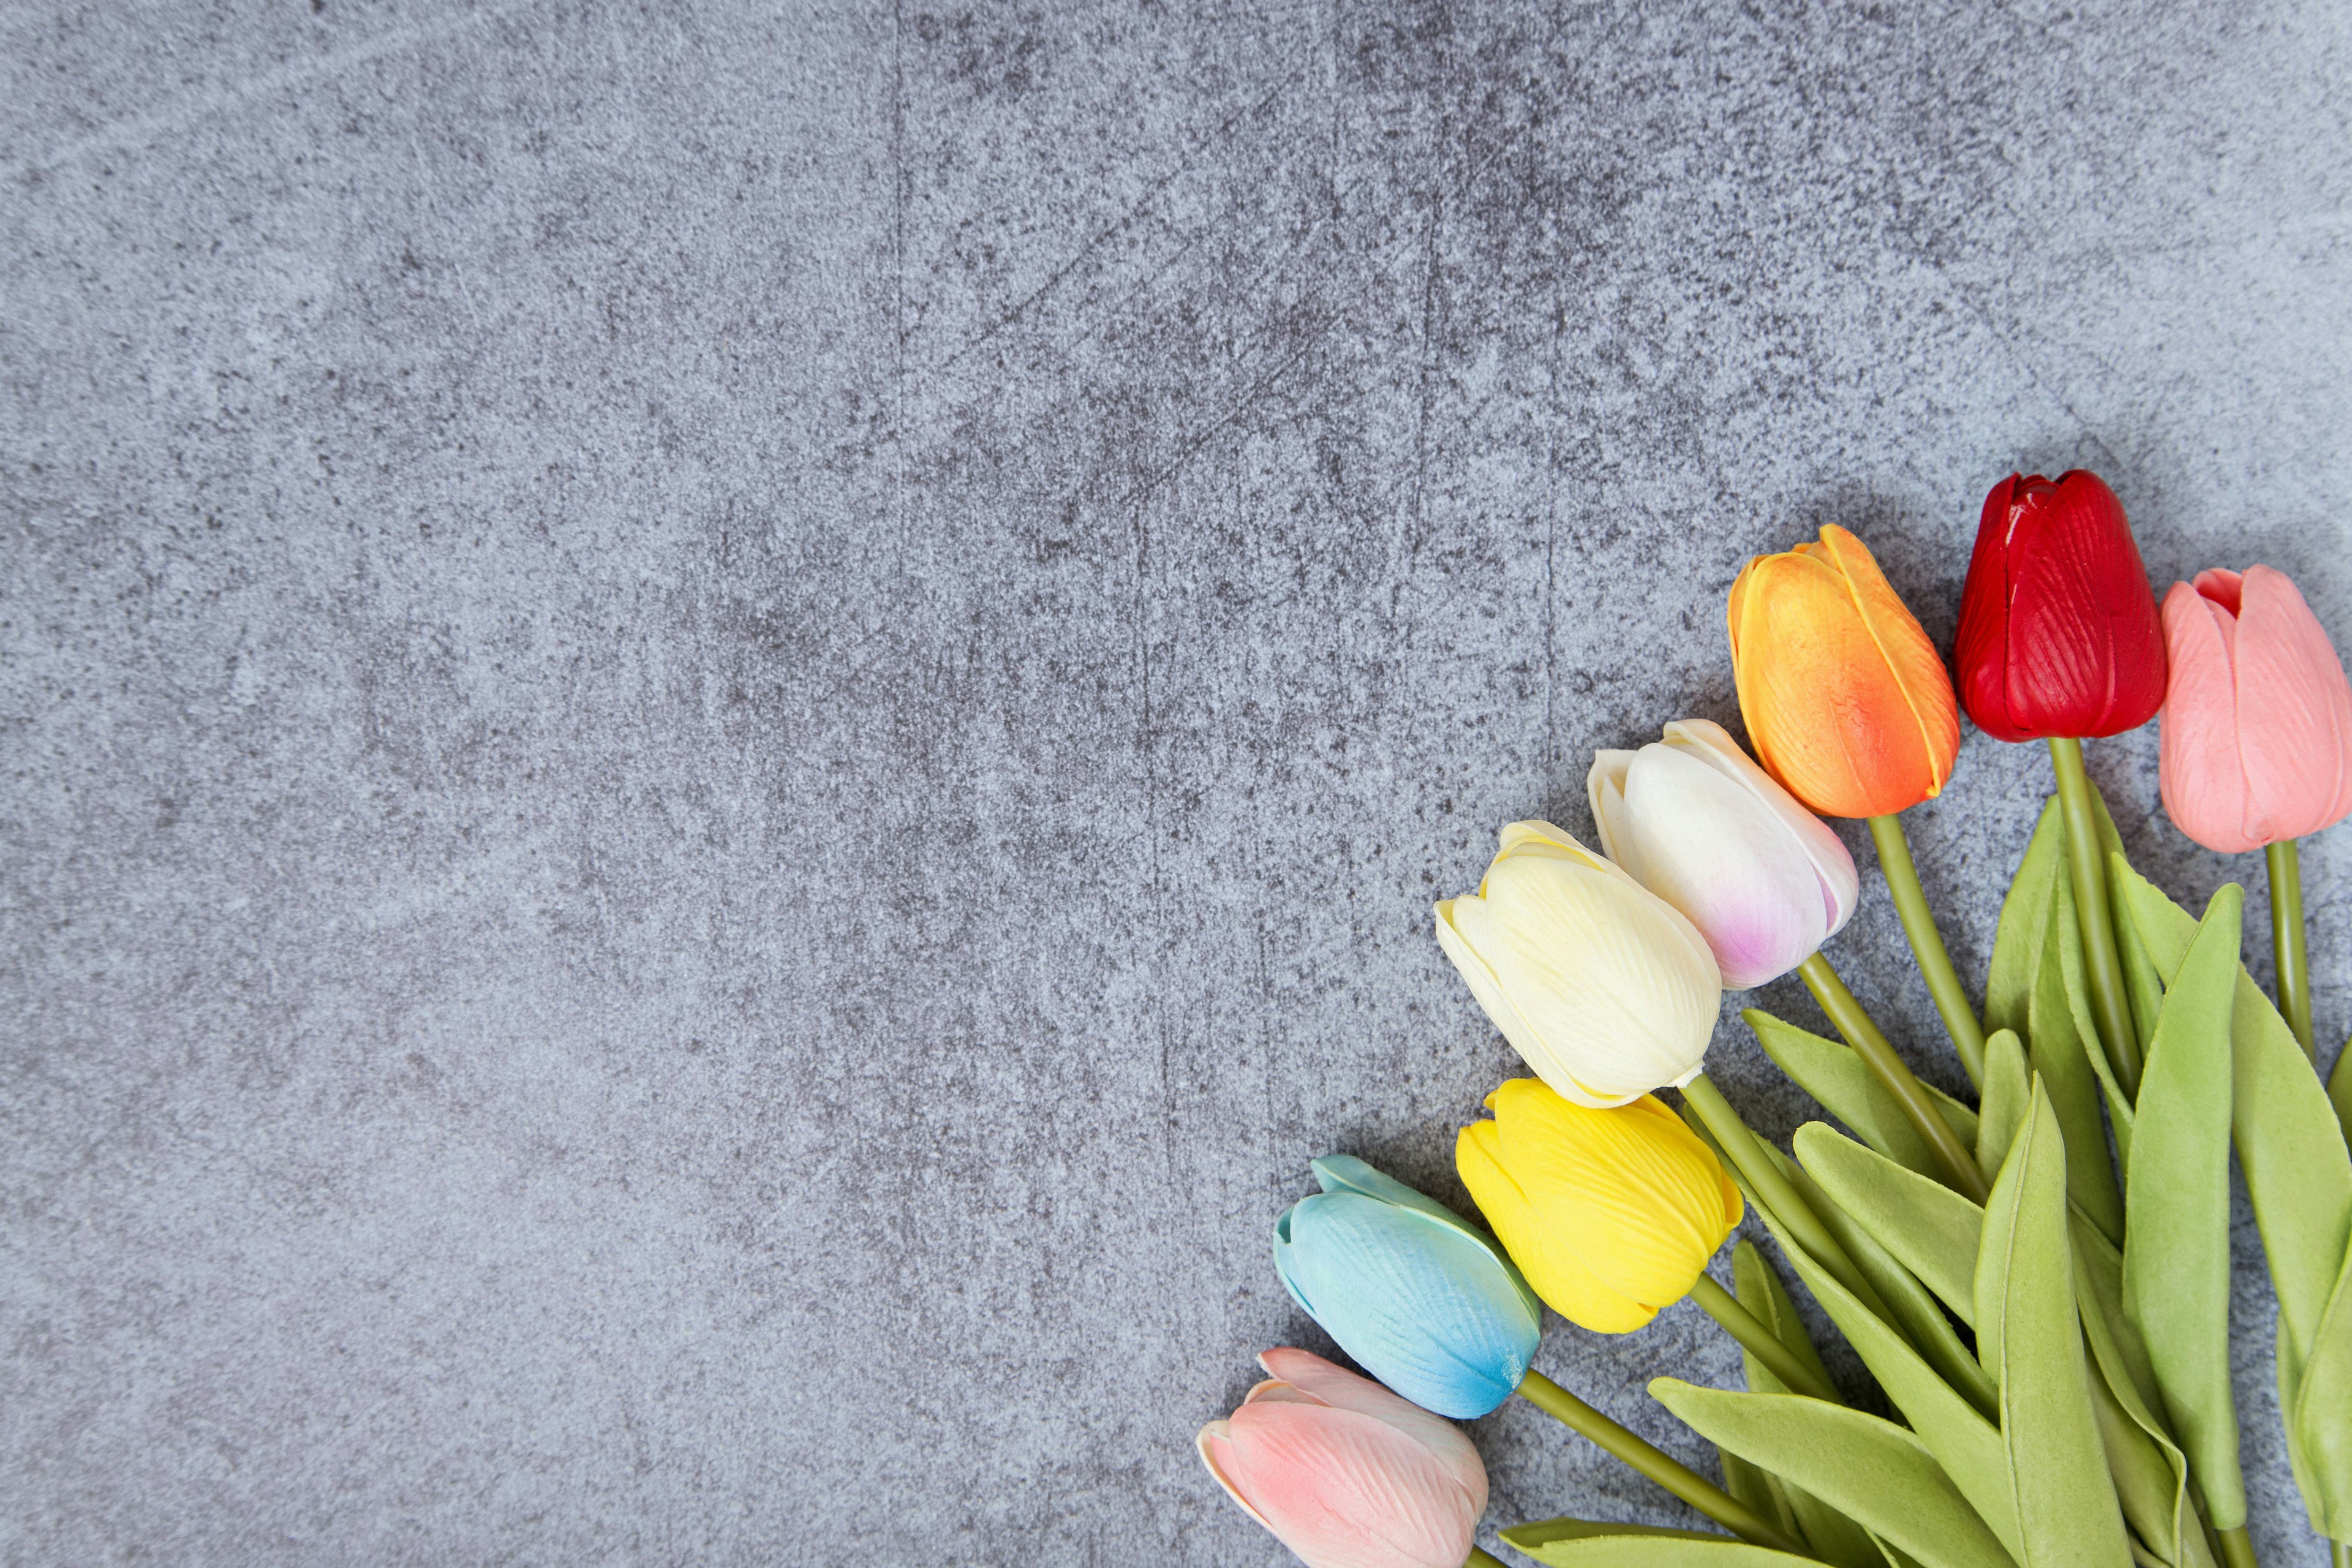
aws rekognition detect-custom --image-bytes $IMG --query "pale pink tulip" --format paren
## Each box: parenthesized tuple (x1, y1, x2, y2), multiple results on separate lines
(1196, 1348, 1486, 1568)
(2159, 565, 2352, 854)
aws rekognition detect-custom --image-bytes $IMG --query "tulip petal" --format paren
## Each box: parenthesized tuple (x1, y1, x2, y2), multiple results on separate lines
(2160, 581, 2260, 853)
(1498, 1083, 1739, 1310)
(1434, 895, 1551, 1072)
(1200, 1421, 1280, 1531)
(1730, 530, 1958, 818)
(1256, 1348, 1488, 1513)
(1968, 472, 2168, 741)
(1215, 1401, 1480, 1568)
(1277, 1191, 1539, 1419)
(1588, 749, 1643, 880)
(1618, 743, 1826, 988)
(2233, 566, 2352, 843)
(1458, 1112, 1658, 1333)
(1662, 718, 1860, 936)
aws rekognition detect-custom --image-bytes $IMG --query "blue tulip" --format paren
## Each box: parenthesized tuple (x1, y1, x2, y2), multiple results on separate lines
(1272, 1154, 1544, 1419)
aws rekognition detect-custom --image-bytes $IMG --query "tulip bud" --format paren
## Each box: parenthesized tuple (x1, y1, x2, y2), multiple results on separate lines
(1272, 1155, 1543, 1419)
(1455, 1079, 1742, 1333)
(2158, 566, 2352, 854)
(1589, 718, 1860, 988)
(1433, 820, 1721, 1108)
(1954, 470, 2169, 742)
(1727, 525, 1961, 818)
(1197, 1347, 1488, 1568)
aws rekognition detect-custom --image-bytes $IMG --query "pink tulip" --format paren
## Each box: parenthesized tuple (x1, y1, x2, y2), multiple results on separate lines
(1196, 1348, 1487, 1568)
(2159, 566, 2352, 853)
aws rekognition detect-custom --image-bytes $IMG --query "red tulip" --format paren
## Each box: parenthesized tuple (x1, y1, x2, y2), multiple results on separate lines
(1954, 470, 2168, 741)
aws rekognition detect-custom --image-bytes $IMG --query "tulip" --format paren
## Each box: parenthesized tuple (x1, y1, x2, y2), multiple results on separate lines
(1588, 718, 1859, 989)
(1726, 524, 1960, 821)
(2159, 567, 2352, 854)
(1432, 820, 1721, 1109)
(2159, 565, 2352, 1058)
(1956, 469, 2170, 1098)
(1727, 526, 1986, 1087)
(1272, 1155, 1542, 1420)
(1196, 1347, 1488, 1568)
(1270, 1158, 1812, 1555)
(1455, 1079, 1741, 1333)
(1953, 470, 2169, 743)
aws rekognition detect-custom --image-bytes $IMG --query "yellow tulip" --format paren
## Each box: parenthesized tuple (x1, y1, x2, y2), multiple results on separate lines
(1433, 820, 1721, 1107)
(1455, 1078, 1742, 1333)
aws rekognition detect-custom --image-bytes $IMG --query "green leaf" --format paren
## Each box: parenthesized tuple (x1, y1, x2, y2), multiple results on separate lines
(2071, 1213, 2173, 1456)
(2285, 1247, 2352, 1539)
(1795, 1121, 1984, 1327)
(1502, 1518, 1818, 1566)
(1730, 1243, 1906, 1568)
(1732, 1239, 1837, 1394)
(2070, 1203, 2218, 1567)
(2083, 791, 2164, 1061)
(2084, 1341, 2212, 1568)
(1768, 1144, 2000, 1418)
(1977, 1080, 2134, 1568)
(2029, 867, 2128, 1245)
(2113, 859, 2352, 1428)
(2331, 1039, 2352, 1153)
(1746, 1009, 1980, 1181)
(1986, 799, 2065, 1041)
(1719, 1446, 1803, 1551)
(1649, 1381, 2021, 1568)
(1748, 1200, 2020, 1560)
(2122, 885, 2247, 1530)
(1977, 1030, 2032, 1189)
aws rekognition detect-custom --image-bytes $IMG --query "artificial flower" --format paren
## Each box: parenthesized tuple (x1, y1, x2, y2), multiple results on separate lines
(1197, 1346, 1487, 1568)
(1273, 1155, 1542, 1419)
(1589, 718, 1859, 987)
(1433, 820, 1721, 1107)
(2159, 566, 2352, 853)
(1727, 524, 1961, 818)
(1954, 470, 2168, 742)
(1457, 1079, 1741, 1333)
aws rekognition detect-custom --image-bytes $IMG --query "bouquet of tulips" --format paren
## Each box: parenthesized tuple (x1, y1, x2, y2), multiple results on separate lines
(1197, 473, 2352, 1568)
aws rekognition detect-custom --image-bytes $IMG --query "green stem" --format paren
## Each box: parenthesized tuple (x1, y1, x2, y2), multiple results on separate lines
(2047, 737, 2143, 1099)
(1466, 1549, 1510, 1568)
(2329, 1539, 2348, 1568)
(1866, 814, 1986, 1088)
(2215, 1526, 2258, 1568)
(1681, 1075, 1896, 1324)
(1796, 954, 1989, 1202)
(1515, 1369, 1811, 1556)
(1689, 1272, 1842, 1403)
(2269, 840, 2315, 1061)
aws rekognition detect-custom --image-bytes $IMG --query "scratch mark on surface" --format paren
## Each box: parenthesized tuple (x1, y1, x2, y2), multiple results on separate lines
(930, 64, 1313, 379)
(17, 1, 538, 181)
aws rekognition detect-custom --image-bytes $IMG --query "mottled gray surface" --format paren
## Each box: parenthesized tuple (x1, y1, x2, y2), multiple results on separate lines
(4, 1, 2350, 1562)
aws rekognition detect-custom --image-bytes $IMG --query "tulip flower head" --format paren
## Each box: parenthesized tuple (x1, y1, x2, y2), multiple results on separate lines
(1954, 470, 2169, 742)
(1456, 1079, 1741, 1333)
(1197, 1346, 1487, 1568)
(1589, 718, 1860, 987)
(1433, 820, 1722, 1108)
(2158, 566, 2352, 854)
(1273, 1155, 1543, 1419)
(1727, 525, 1961, 818)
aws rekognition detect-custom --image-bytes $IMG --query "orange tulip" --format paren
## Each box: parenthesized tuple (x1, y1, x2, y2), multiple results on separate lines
(1728, 526, 1961, 819)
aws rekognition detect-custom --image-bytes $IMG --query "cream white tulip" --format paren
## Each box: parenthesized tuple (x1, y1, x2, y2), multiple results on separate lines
(1433, 821, 1721, 1107)
(1587, 718, 1859, 989)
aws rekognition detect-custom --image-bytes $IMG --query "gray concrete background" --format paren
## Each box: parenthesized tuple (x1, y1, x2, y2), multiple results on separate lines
(4, 1, 2350, 1562)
